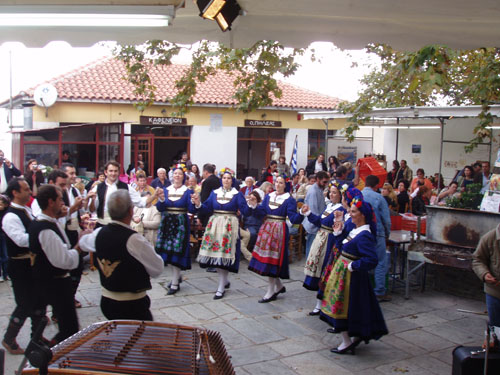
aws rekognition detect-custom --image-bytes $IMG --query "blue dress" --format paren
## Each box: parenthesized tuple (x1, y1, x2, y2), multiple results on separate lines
(303, 203, 346, 291)
(194, 188, 250, 273)
(155, 185, 194, 270)
(320, 225, 388, 342)
(248, 192, 303, 279)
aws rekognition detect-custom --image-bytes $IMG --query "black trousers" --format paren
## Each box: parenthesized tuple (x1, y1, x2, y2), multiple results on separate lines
(4, 260, 45, 343)
(101, 295, 153, 321)
(66, 229, 83, 299)
(38, 277, 79, 344)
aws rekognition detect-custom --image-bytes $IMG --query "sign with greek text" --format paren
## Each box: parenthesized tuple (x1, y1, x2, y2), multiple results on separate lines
(140, 116, 187, 126)
(244, 119, 282, 127)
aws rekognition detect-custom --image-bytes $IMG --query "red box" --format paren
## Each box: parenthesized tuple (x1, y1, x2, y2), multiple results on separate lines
(357, 157, 387, 189)
(390, 215, 402, 230)
(400, 213, 426, 235)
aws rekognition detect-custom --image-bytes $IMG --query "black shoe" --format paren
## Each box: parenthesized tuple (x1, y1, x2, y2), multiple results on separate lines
(308, 309, 321, 316)
(225, 282, 231, 289)
(167, 276, 183, 289)
(276, 286, 286, 295)
(167, 284, 180, 295)
(213, 291, 225, 300)
(327, 328, 340, 334)
(330, 341, 357, 355)
(206, 267, 217, 273)
(258, 294, 277, 303)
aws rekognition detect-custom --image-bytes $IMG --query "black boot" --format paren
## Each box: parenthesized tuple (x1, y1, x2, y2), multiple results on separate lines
(3, 318, 25, 355)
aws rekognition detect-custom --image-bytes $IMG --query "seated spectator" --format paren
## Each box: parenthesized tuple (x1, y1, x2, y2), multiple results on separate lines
(387, 160, 400, 187)
(256, 181, 273, 201)
(150, 167, 171, 189)
(187, 175, 201, 194)
(343, 162, 355, 182)
(396, 179, 410, 213)
(259, 161, 277, 185)
(412, 185, 431, 216)
(437, 181, 460, 205)
(290, 173, 301, 200)
(457, 165, 475, 191)
(135, 171, 156, 205)
(190, 164, 202, 183)
(86, 171, 105, 191)
(131, 192, 161, 246)
(296, 174, 316, 202)
(240, 176, 256, 197)
(241, 191, 264, 252)
(333, 166, 354, 189)
(431, 173, 445, 190)
(381, 183, 398, 212)
(297, 168, 307, 184)
(410, 168, 433, 195)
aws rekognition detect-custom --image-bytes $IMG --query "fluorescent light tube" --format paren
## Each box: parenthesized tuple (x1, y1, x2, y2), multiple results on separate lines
(0, 13, 170, 27)
(408, 126, 441, 129)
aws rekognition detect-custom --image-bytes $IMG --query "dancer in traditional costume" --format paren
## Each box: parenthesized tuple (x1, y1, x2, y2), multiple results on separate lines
(191, 168, 250, 300)
(247, 176, 304, 303)
(155, 166, 193, 295)
(302, 182, 346, 315)
(320, 190, 388, 354)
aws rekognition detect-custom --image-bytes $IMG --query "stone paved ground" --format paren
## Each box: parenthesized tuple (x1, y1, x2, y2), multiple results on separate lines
(1, 258, 488, 374)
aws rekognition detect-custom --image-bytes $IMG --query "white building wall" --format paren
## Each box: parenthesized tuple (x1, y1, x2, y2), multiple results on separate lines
(190, 125, 237, 172)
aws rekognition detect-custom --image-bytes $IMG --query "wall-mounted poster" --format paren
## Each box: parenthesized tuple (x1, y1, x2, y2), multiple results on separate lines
(412, 144, 421, 153)
(338, 146, 357, 164)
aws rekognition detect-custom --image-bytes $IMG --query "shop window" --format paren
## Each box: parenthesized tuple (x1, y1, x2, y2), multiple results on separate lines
(170, 126, 190, 137)
(62, 126, 96, 142)
(237, 128, 252, 138)
(252, 128, 268, 138)
(99, 124, 121, 142)
(269, 129, 286, 139)
(99, 145, 120, 172)
(24, 144, 59, 169)
(24, 130, 58, 142)
(308, 129, 326, 158)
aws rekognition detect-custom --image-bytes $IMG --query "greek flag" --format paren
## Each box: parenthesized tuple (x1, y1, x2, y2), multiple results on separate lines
(290, 136, 298, 174)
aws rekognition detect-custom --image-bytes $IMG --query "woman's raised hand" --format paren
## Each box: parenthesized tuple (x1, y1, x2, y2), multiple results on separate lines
(191, 192, 201, 206)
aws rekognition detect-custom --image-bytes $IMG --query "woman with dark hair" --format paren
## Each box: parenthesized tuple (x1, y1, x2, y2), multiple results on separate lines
(191, 168, 251, 300)
(298, 168, 307, 184)
(396, 180, 410, 213)
(387, 160, 400, 187)
(155, 166, 193, 295)
(241, 190, 263, 253)
(328, 156, 340, 175)
(321, 190, 388, 354)
(190, 164, 202, 183)
(23, 159, 44, 197)
(247, 176, 304, 303)
(457, 165, 475, 191)
(302, 182, 346, 315)
(410, 168, 433, 195)
(412, 185, 431, 216)
(259, 161, 278, 185)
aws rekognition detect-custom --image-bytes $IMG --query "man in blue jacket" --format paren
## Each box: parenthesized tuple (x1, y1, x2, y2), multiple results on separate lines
(362, 175, 392, 301)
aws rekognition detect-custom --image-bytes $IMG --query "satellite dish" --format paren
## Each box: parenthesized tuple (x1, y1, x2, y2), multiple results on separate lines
(34, 84, 58, 108)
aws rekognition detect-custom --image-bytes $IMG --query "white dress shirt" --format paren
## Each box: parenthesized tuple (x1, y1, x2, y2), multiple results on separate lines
(0, 165, 7, 193)
(79, 220, 164, 278)
(91, 179, 147, 225)
(36, 213, 79, 270)
(2, 202, 34, 248)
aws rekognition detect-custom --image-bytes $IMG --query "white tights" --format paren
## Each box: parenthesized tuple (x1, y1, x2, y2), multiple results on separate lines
(171, 266, 181, 289)
(216, 269, 229, 294)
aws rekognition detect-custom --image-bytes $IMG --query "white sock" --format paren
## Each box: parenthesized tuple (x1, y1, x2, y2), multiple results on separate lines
(216, 269, 226, 294)
(337, 331, 352, 350)
(264, 277, 276, 299)
(171, 266, 181, 289)
(313, 299, 322, 312)
(275, 278, 283, 293)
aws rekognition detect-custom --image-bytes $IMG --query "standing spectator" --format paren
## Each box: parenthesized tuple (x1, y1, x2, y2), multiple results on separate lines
(240, 176, 256, 197)
(343, 162, 355, 182)
(150, 168, 171, 189)
(362, 175, 391, 302)
(305, 154, 327, 176)
(410, 168, 433, 195)
(86, 171, 105, 192)
(381, 183, 398, 212)
(127, 153, 148, 176)
(0, 194, 9, 282)
(54, 150, 72, 167)
(333, 166, 354, 188)
(396, 159, 413, 183)
(136, 171, 156, 205)
(396, 180, 410, 213)
(479, 161, 492, 193)
(23, 159, 44, 197)
(472, 223, 500, 326)
(277, 156, 290, 177)
(177, 152, 192, 171)
(131, 192, 161, 246)
(241, 191, 263, 255)
(303, 171, 329, 258)
(0, 150, 21, 194)
(328, 156, 340, 176)
(387, 160, 400, 187)
(199, 163, 221, 224)
(259, 161, 278, 184)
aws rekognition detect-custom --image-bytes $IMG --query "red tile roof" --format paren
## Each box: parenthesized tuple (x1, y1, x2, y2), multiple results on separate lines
(27, 58, 340, 110)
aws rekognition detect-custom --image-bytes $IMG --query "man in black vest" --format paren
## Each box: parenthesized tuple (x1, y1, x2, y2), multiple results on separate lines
(29, 184, 81, 346)
(61, 163, 85, 309)
(89, 161, 157, 227)
(1, 178, 44, 355)
(80, 189, 163, 320)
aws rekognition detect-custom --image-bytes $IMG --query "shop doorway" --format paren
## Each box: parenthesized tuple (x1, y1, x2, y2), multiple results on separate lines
(154, 138, 189, 173)
(237, 128, 286, 180)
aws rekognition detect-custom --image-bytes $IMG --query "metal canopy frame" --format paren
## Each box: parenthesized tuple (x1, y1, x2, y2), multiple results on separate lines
(300, 105, 500, 190)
